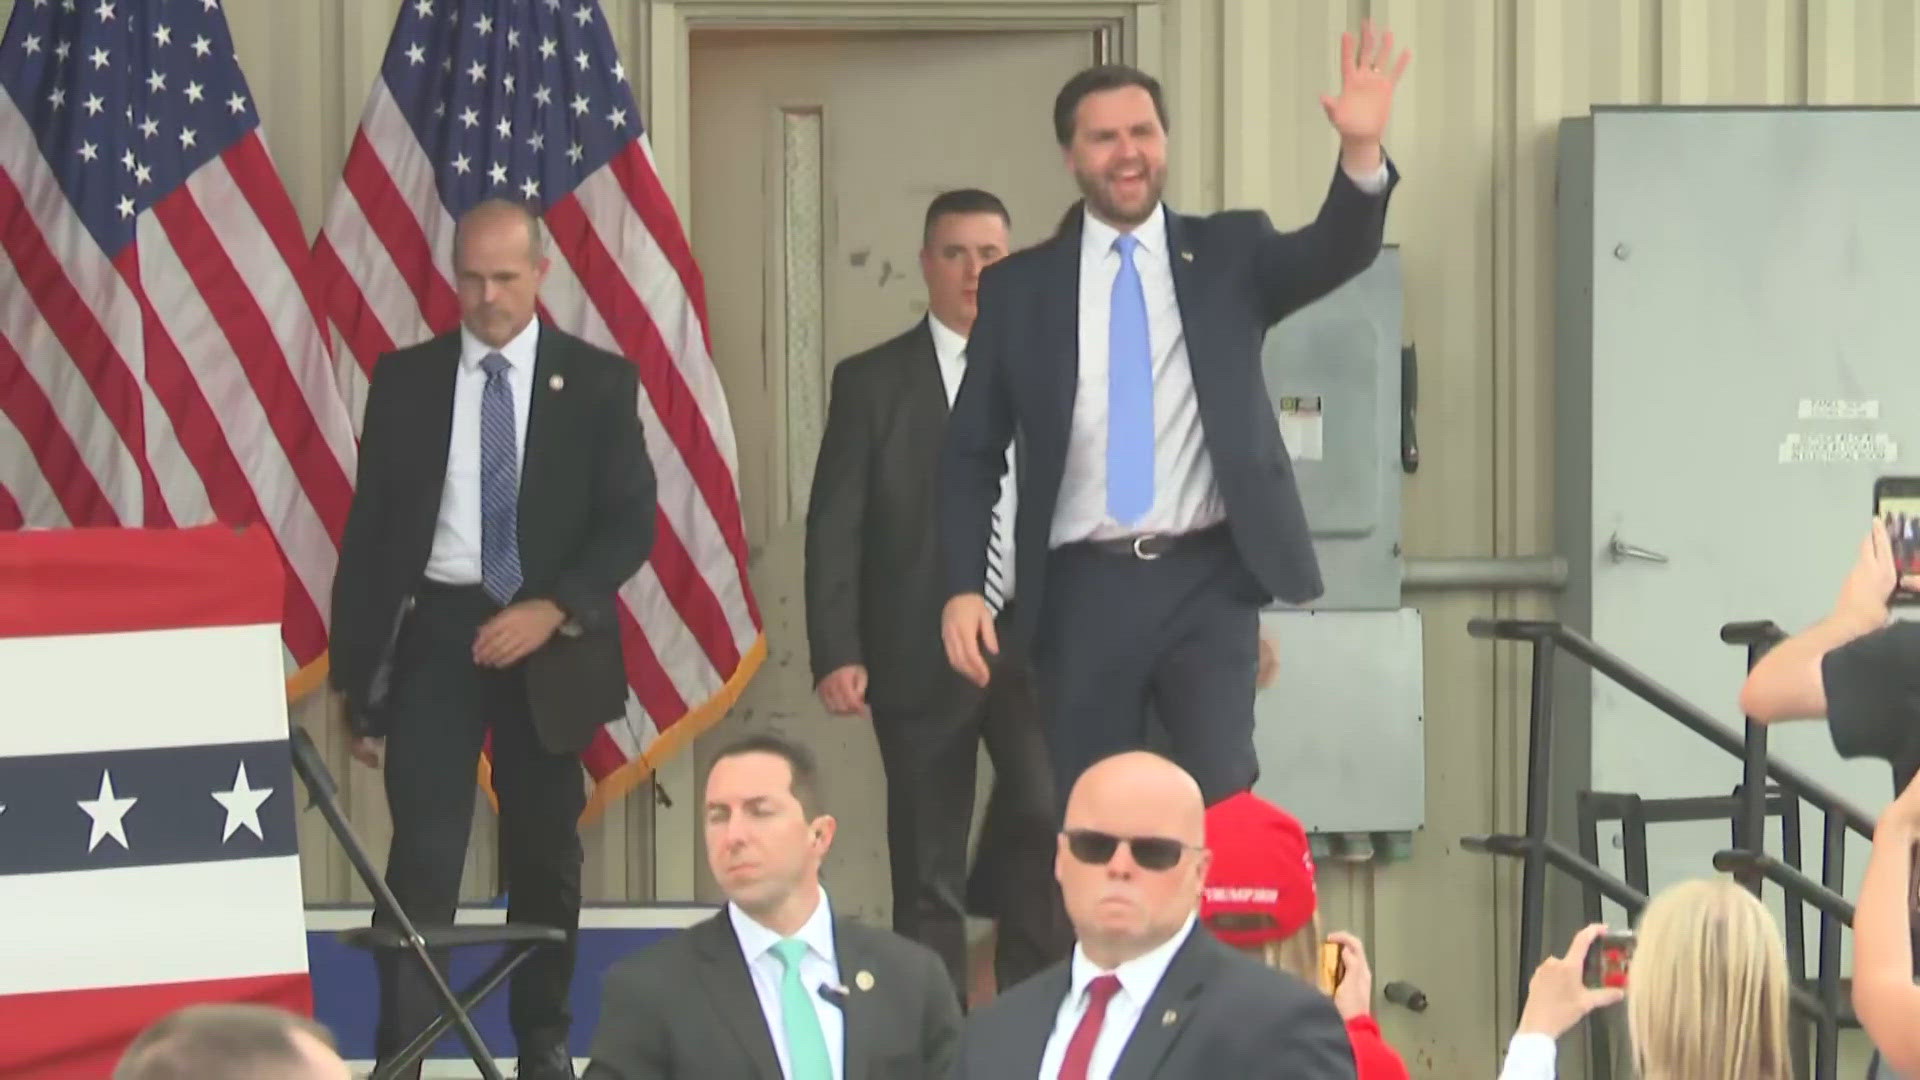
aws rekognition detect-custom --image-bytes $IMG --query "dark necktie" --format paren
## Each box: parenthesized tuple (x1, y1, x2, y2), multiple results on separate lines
(478, 352, 523, 605)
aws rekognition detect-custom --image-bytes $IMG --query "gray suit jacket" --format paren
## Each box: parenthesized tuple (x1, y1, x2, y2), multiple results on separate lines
(950, 926, 1357, 1080)
(583, 909, 961, 1080)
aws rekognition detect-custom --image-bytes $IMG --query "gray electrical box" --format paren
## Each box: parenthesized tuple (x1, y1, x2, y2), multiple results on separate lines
(1251, 247, 1423, 839)
(1260, 245, 1405, 611)
(1253, 607, 1425, 836)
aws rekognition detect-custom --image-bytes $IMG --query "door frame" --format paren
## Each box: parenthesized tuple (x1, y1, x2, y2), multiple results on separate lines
(633, 0, 1165, 900)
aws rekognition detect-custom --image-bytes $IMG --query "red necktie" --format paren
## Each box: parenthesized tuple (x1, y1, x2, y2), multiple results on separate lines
(1058, 973, 1122, 1080)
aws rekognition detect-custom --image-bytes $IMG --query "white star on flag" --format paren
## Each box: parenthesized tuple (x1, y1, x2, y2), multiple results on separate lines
(78, 770, 137, 852)
(211, 762, 273, 842)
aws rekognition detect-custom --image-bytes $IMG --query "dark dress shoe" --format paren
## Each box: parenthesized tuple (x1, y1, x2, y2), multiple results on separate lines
(515, 1044, 577, 1080)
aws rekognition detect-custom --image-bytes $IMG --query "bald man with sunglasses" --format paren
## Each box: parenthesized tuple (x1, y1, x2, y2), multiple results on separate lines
(949, 752, 1355, 1079)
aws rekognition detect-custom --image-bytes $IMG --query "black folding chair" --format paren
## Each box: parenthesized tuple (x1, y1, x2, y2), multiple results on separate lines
(290, 726, 565, 1080)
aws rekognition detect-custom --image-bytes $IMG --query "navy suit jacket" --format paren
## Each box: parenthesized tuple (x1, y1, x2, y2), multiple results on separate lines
(939, 161, 1397, 647)
(948, 926, 1356, 1080)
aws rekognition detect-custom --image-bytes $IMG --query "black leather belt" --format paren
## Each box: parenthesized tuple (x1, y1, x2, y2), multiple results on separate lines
(1079, 524, 1226, 561)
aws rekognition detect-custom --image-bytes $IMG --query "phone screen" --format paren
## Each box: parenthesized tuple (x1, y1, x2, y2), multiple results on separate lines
(1583, 932, 1634, 989)
(1318, 940, 1346, 995)
(1876, 489, 1920, 594)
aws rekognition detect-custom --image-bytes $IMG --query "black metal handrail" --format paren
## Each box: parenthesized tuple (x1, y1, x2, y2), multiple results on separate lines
(1714, 850, 1855, 924)
(1469, 618, 1875, 840)
(1461, 616, 1880, 1080)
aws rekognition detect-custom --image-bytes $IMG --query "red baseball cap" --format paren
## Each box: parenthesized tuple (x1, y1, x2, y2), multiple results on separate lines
(1200, 791, 1317, 946)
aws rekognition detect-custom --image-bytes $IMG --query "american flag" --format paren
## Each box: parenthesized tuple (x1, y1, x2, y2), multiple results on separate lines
(0, 0, 356, 694)
(314, 0, 763, 819)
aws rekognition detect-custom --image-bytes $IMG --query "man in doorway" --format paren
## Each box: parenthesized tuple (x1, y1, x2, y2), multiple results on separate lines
(939, 27, 1410, 807)
(805, 190, 1070, 998)
(583, 734, 960, 1079)
(330, 199, 657, 1079)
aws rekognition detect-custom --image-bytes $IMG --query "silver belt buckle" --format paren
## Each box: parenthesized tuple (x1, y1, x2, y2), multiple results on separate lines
(1131, 534, 1163, 560)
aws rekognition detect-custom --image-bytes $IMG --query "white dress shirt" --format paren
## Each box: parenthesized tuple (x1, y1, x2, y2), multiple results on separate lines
(1035, 914, 1199, 1080)
(1050, 161, 1393, 548)
(729, 889, 846, 1080)
(424, 319, 537, 585)
(929, 314, 1018, 603)
(1495, 1033, 1556, 1080)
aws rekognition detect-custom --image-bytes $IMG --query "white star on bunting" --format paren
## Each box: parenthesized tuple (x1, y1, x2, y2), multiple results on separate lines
(78, 770, 137, 852)
(211, 762, 273, 842)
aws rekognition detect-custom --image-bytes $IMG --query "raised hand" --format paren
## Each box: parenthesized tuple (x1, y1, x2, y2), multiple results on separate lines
(1321, 19, 1411, 151)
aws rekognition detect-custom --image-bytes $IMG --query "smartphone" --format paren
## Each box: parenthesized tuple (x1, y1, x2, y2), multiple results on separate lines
(1583, 930, 1634, 990)
(1318, 940, 1347, 995)
(1874, 476, 1920, 602)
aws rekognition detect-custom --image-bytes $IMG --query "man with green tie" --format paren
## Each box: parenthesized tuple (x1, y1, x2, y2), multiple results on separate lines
(584, 734, 960, 1079)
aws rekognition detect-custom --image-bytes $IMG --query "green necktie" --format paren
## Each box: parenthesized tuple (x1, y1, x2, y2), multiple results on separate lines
(771, 937, 833, 1080)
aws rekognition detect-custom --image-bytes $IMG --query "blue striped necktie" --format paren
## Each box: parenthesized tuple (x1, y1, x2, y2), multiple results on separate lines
(478, 352, 523, 605)
(1107, 234, 1154, 524)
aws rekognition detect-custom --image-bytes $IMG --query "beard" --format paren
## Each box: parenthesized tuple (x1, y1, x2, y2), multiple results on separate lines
(1075, 161, 1165, 229)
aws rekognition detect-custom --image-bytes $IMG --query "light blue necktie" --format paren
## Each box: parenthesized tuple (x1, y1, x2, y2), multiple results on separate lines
(478, 353, 523, 605)
(1107, 234, 1154, 525)
(771, 938, 833, 1080)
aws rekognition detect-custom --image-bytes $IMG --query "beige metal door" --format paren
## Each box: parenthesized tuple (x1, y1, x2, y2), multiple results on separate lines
(683, 29, 1093, 920)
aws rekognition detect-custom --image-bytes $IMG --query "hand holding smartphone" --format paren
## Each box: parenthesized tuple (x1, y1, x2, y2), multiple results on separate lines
(1582, 930, 1634, 989)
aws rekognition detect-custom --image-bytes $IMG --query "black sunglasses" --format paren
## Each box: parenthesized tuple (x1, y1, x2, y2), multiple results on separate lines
(1064, 829, 1194, 872)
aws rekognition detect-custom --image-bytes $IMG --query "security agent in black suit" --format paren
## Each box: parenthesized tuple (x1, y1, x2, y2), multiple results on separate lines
(805, 190, 1070, 999)
(939, 30, 1409, 807)
(950, 751, 1354, 1080)
(584, 734, 960, 1079)
(330, 198, 656, 1080)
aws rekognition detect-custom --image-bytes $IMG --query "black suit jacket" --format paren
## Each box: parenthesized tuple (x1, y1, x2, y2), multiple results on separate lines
(583, 908, 961, 1080)
(805, 319, 973, 711)
(950, 925, 1356, 1080)
(940, 162, 1397, 648)
(329, 324, 656, 753)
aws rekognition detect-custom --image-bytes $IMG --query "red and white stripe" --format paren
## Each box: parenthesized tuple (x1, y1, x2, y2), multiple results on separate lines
(0, 89, 356, 686)
(0, 526, 312, 1080)
(317, 79, 763, 812)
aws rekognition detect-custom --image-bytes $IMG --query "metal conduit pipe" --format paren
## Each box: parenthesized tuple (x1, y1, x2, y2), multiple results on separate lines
(1401, 555, 1569, 591)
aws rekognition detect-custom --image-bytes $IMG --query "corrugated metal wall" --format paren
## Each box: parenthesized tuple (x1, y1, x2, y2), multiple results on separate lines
(5, 0, 1916, 1072)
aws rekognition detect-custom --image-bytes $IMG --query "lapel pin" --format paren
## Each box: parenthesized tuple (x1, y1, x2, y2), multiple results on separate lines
(1161, 1009, 1178, 1026)
(1180, 250, 1194, 262)
(548, 373, 565, 391)
(854, 970, 875, 992)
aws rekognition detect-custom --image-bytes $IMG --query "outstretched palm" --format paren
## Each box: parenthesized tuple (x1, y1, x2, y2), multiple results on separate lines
(1321, 20, 1411, 145)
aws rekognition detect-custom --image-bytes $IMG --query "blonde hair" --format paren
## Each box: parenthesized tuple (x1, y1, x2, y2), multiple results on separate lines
(1626, 878, 1792, 1080)
(1259, 913, 1325, 991)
